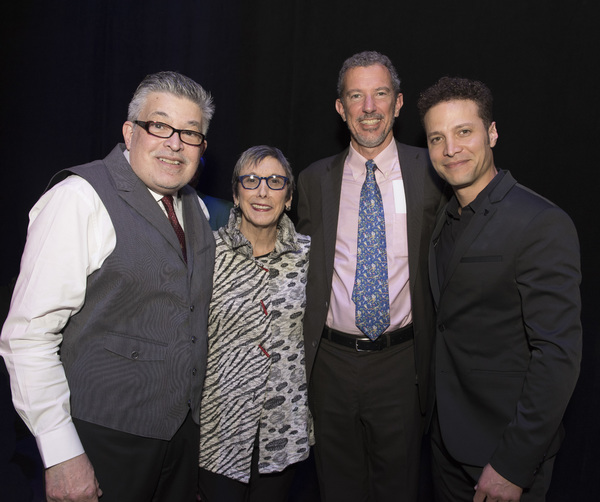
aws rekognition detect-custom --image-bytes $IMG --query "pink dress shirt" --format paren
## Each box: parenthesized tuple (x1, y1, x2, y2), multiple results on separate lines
(326, 140, 412, 335)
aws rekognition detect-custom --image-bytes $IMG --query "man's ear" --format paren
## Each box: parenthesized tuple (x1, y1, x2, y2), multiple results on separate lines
(335, 99, 347, 122)
(122, 121, 134, 149)
(488, 122, 498, 147)
(394, 93, 404, 118)
(198, 139, 207, 157)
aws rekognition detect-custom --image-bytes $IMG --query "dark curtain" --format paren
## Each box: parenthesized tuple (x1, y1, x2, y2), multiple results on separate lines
(1, 1, 598, 499)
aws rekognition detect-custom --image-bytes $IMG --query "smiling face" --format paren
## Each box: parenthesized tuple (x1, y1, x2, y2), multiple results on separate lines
(336, 63, 403, 158)
(234, 156, 291, 237)
(122, 92, 206, 195)
(424, 99, 498, 207)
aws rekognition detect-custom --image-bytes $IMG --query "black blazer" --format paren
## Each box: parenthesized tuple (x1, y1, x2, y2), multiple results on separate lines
(297, 141, 446, 414)
(429, 171, 582, 487)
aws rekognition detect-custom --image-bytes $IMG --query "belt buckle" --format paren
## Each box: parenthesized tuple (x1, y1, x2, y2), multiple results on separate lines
(356, 335, 387, 351)
(355, 337, 376, 352)
(355, 338, 367, 352)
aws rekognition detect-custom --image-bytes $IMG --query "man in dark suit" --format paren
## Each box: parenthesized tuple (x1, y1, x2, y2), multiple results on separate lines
(297, 51, 446, 501)
(0, 71, 216, 502)
(417, 76, 582, 502)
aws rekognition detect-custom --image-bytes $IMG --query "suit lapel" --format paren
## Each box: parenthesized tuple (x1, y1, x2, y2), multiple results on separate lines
(429, 210, 445, 307)
(436, 171, 517, 295)
(397, 141, 425, 297)
(441, 204, 497, 294)
(321, 150, 346, 284)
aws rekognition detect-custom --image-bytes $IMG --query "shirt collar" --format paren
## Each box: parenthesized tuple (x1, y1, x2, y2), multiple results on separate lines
(467, 169, 504, 212)
(446, 169, 505, 219)
(346, 139, 399, 181)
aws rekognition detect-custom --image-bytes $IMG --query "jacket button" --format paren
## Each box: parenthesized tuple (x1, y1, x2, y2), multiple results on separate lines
(131, 351, 139, 360)
(190, 305, 195, 312)
(191, 336, 197, 343)
(192, 368, 197, 376)
(438, 324, 446, 332)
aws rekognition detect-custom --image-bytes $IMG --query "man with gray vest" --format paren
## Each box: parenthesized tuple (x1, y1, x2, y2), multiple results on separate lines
(0, 71, 216, 502)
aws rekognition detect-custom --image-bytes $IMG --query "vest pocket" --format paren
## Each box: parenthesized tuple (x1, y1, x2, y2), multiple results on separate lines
(103, 332, 168, 361)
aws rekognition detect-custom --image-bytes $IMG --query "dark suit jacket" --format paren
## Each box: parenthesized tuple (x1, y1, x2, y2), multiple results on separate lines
(429, 170, 582, 487)
(297, 141, 446, 414)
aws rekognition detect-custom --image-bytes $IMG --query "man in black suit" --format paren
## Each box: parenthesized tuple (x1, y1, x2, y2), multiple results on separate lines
(418, 76, 582, 502)
(297, 51, 446, 501)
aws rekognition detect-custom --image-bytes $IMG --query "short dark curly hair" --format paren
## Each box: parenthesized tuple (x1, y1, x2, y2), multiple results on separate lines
(417, 76, 493, 129)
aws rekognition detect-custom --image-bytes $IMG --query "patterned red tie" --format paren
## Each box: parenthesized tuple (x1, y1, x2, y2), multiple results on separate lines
(161, 195, 187, 262)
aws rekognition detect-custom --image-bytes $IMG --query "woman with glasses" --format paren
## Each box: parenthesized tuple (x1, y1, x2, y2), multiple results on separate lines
(198, 145, 312, 502)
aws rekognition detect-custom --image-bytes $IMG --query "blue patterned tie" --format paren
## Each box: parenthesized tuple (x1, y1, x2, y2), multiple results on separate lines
(352, 159, 390, 340)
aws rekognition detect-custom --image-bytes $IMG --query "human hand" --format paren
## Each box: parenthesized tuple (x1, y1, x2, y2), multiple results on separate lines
(45, 453, 102, 502)
(473, 463, 522, 502)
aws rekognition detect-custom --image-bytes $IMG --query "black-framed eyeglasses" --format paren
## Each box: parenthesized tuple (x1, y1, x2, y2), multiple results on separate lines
(238, 175, 289, 191)
(134, 120, 205, 146)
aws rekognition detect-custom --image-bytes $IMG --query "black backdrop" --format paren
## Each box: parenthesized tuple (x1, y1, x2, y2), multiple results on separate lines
(1, 1, 598, 499)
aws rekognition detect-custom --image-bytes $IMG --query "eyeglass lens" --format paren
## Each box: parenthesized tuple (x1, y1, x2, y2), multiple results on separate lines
(241, 175, 287, 190)
(136, 121, 204, 146)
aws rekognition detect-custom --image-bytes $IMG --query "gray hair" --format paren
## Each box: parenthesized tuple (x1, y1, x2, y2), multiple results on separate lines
(232, 145, 294, 200)
(127, 71, 215, 135)
(337, 51, 401, 98)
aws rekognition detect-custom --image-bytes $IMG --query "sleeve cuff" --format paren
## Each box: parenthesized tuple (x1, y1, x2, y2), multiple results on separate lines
(35, 421, 85, 468)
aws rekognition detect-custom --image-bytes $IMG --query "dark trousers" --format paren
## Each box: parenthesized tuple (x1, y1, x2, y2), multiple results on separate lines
(430, 410, 555, 502)
(310, 337, 422, 502)
(198, 436, 297, 502)
(73, 411, 199, 502)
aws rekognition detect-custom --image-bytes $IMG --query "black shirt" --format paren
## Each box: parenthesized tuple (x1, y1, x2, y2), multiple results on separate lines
(435, 170, 505, 289)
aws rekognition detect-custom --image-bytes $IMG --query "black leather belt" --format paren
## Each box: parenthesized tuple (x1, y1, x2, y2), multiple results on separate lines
(322, 324, 414, 351)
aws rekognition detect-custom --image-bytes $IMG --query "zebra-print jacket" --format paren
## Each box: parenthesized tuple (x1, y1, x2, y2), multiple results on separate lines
(199, 209, 313, 482)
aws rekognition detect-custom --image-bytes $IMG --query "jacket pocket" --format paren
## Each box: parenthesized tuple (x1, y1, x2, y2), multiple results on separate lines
(460, 255, 503, 263)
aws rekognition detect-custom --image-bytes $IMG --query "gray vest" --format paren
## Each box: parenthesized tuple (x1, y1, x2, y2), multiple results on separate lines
(49, 144, 215, 440)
